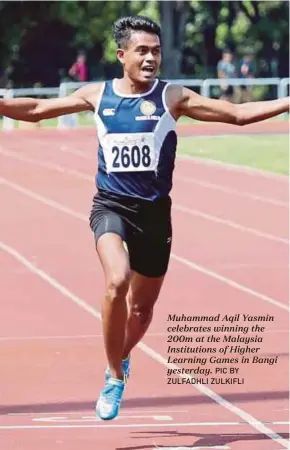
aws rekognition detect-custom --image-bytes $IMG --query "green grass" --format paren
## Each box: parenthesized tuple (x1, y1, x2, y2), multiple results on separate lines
(177, 135, 289, 175)
(1, 114, 288, 175)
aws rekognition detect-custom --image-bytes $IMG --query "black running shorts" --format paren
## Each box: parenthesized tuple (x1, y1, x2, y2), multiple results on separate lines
(89, 190, 172, 277)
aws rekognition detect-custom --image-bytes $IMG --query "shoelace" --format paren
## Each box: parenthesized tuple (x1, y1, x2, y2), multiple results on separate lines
(101, 383, 123, 404)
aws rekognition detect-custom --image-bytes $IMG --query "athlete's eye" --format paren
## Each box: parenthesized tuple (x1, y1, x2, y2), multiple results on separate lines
(135, 46, 160, 57)
(152, 49, 160, 56)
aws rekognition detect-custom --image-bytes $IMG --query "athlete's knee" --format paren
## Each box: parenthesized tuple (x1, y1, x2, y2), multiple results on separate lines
(130, 303, 154, 325)
(107, 271, 130, 302)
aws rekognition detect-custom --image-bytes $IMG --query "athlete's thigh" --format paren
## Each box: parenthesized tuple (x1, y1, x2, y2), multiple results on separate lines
(127, 208, 172, 279)
(97, 232, 130, 285)
(89, 196, 130, 283)
(128, 233, 171, 280)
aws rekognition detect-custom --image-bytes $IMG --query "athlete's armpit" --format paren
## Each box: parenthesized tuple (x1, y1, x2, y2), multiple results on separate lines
(70, 82, 104, 111)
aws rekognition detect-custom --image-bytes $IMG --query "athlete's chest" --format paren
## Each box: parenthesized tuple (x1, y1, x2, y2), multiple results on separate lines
(96, 82, 175, 174)
(99, 97, 165, 133)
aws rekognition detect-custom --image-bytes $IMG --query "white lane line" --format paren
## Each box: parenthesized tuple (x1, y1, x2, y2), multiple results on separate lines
(173, 204, 288, 244)
(0, 176, 87, 219)
(213, 264, 289, 269)
(31, 416, 289, 426)
(32, 414, 174, 422)
(171, 254, 289, 312)
(0, 148, 93, 181)
(0, 242, 288, 448)
(0, 334, 103, 341)
(155, 447, 230, 450)
(0, 329, 288, 342)
(176, 153, 289, 181)
(59, 145, 93, 159)
(0, 333, 175, 342)
(174, 175, 288, 207)
(0, 421, 289, 430)
(0, 176, 288, 313)
(8, 410, 188, 416)
(1, 149, 287, 244)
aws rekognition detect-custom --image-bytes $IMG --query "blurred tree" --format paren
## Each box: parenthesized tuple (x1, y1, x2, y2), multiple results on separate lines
(183, 0, 289, 78)
(158, 1, 190, 77)
(0, 0, 288, 87)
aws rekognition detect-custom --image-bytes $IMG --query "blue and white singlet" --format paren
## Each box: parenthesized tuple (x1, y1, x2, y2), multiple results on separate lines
(94, 78, 177, 201)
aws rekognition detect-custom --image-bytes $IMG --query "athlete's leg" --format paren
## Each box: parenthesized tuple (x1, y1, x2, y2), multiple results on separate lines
(122, 272, 165, 359)
(96, 232, 131, 380)
(122, 202, 172, 360)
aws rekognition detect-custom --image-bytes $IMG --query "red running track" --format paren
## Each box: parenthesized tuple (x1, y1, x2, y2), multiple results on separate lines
(0, 125, 289, 450)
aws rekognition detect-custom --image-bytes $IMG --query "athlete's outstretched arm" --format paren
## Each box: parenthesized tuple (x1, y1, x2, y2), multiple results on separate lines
(0, 83, 100, 123)
(173, 86, 289, 125)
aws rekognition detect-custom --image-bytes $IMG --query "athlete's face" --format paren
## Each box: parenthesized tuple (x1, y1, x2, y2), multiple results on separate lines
(117, 32, 161, 85)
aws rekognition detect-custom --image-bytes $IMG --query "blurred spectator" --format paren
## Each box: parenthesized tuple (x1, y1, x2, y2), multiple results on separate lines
(68, 52, 88, 82)
(238, 51, 255, 102)
(217, 49, 237, 102)
(0, 65, 13, 88)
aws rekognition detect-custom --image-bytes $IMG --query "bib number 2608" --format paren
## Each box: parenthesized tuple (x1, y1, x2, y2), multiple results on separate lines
(112, 145, 151, 170)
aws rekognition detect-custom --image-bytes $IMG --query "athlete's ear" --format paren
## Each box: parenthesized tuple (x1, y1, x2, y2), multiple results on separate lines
(116, 49, 125, 64)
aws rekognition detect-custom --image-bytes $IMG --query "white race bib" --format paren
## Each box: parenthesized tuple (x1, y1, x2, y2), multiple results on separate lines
(103, 133, 156, 173)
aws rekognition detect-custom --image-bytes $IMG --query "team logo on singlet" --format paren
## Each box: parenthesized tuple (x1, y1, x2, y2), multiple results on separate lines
(136, 100, 159, 121)
(140, 100, 156, 116)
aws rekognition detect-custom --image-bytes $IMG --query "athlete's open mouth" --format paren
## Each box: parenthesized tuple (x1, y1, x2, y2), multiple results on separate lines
(141, 66, 155, 74)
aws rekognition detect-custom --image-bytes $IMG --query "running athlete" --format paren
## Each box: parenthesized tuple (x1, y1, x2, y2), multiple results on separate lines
(0, 16, 289, 421)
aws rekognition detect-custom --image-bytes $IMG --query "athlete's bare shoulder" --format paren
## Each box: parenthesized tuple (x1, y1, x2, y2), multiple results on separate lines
(70, 81, 105, 111)
(163, 83, 184, 121)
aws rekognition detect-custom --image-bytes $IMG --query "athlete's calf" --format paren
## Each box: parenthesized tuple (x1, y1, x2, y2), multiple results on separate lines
(96, 233, 131, 380)
(122, 272, 165, 359)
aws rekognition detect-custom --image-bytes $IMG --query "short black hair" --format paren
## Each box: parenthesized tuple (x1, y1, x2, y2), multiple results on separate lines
(113, 15, 161, 48)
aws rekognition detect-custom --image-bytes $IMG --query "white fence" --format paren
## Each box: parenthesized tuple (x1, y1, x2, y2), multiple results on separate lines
(1, 77, 289, 130)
